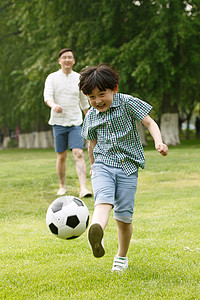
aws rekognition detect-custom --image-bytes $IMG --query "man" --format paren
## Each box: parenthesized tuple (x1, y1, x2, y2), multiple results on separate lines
(44, 48, 92, 198)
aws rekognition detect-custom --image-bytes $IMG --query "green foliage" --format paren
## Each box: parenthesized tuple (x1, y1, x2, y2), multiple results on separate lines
(0, 144, 200, 299)
(0, 0, 199, 132)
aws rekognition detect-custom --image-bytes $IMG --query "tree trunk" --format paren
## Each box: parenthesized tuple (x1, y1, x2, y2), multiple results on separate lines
(25, 133, 34, 148)
(186, 115, 190, 140)
(161, 93, 180, 146)
(39, 131, 54, 148)
(18, 131, 54, 148)
(18, 134, 26, 148)
(34, 131, 54, 148)
(160, 113, 180, 145)
(19, 133, 34, 148)
(2, 136, 11, 148)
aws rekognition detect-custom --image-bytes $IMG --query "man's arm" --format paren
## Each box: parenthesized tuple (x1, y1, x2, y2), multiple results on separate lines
(142, 115, 168, 156)
(45, 100, 63, 113)
(44, 74, 63, 113)
(82, 108, 89, 115)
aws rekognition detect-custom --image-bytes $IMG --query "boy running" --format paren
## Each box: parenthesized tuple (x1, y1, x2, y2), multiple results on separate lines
(79, 63, 168, 273)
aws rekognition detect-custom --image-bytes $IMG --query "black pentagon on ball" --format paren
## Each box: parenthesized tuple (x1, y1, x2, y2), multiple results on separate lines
(49, 223, 58, 235)
(86, 215, 89, 228)
(51, 201, 63, 213)
(66, 215, 80, 228)
(73, 197, 84, 206)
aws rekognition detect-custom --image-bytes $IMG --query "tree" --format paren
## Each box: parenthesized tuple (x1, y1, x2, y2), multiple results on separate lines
(0, 0, 199, 148)
(114, 0, 200, 145)
(0, 1, 21, 140)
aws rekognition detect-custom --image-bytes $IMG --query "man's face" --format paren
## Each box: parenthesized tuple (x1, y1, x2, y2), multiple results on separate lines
(87, 86, 118, 112)
(58, 51, 75, 72)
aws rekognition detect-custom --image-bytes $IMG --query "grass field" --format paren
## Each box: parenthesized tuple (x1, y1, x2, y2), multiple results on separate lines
(0, 140, 200, 299)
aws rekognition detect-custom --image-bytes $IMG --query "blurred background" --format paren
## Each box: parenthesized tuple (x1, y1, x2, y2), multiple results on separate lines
(0, 0, 199, 149)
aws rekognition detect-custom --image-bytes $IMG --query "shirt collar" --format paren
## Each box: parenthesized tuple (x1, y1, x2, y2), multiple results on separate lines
(59, 69, 74, 76)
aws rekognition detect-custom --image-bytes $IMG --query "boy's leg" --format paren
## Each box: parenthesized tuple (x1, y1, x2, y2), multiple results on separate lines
(91, 203, 112, 229)
(116, 220, 132, 257)
(111, 220, 132, 272)
(89, 163, 115, 258)
(88, 204, 112, 258)
(111, 169, 137, 272)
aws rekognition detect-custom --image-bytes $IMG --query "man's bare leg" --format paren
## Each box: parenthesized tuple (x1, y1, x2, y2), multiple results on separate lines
(56, 151, 67, 195)
(72, 148, 92, 197)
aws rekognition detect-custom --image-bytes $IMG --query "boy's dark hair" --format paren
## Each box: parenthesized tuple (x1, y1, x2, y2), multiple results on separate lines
(79, 63, 120, 95)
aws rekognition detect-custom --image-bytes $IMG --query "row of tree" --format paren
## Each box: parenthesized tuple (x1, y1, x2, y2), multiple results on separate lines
(0, 0, 200, 146)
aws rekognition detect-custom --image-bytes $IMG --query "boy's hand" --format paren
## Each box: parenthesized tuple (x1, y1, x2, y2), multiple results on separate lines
(155, 143, 168, 156)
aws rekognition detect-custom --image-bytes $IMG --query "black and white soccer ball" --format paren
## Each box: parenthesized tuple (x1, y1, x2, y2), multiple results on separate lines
(46, 196, 89, 240)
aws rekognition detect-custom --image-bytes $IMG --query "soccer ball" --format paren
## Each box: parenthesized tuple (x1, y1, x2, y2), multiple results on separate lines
(46, 195, 89, 240)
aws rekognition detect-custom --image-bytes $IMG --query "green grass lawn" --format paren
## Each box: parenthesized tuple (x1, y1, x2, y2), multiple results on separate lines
(0, 140, 200, 300)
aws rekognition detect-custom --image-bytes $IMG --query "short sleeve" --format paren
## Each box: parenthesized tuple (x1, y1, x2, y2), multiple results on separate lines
(81, 112, 97, 140)
(125, 96, 153, 121)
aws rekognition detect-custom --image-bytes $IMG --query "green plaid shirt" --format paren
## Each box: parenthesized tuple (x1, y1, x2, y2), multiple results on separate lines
(82, 93, 152, 176)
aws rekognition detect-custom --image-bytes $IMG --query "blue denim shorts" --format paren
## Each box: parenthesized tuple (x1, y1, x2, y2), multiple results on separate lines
(91, 162, 138, 223)
(52, 125, 84, 153)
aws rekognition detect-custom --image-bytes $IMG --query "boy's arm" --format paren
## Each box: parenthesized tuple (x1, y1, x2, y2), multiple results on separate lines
(88, 138, 97, 165)
(142, 115, 168, 156)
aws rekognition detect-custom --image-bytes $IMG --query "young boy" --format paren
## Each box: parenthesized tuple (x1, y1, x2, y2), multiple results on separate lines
(79, 63, 168, 273)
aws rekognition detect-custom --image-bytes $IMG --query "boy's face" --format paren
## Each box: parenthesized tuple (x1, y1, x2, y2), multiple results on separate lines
(87, 87, 118, 112)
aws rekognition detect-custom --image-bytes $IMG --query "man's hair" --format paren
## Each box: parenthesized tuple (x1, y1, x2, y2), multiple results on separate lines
(58, 48, 74, 58)
(79, 63, 120, 95)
